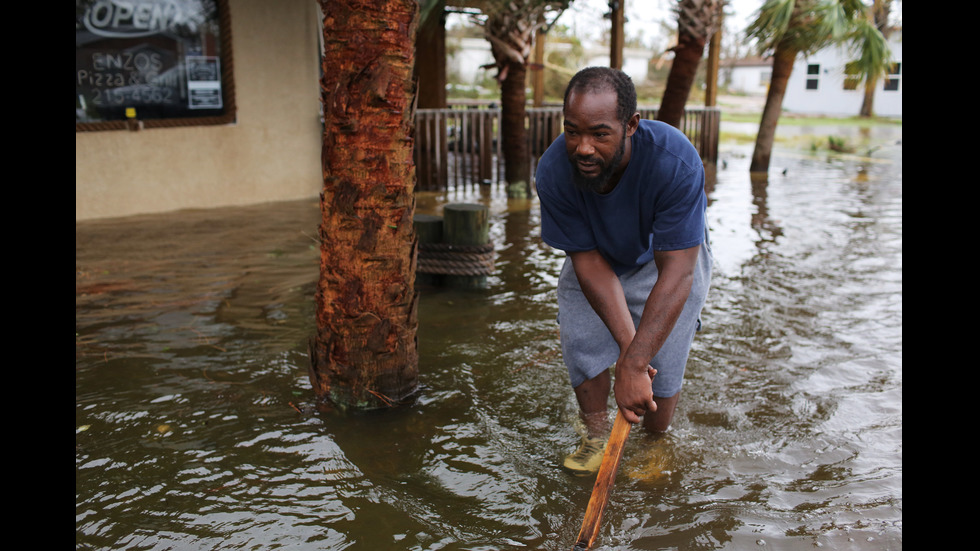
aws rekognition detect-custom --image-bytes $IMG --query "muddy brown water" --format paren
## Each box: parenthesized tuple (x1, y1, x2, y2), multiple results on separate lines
(76, 133, 902, 550)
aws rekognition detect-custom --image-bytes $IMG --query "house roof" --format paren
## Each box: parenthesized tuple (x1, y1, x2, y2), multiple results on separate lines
(725, 56, 772, 68)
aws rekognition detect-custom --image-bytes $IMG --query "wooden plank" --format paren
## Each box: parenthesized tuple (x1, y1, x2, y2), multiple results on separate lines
(572, 411, 632, 550)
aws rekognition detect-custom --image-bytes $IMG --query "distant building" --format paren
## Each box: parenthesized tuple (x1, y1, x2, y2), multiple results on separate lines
(782, 30, 902, 117)
(76, 0, 323, 221)
(722, 56, 772, 96)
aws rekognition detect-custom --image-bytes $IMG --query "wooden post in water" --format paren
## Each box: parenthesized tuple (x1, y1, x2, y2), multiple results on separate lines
(413, 213, 443, 287)
(479, 111, 494, 183)
(443, 203, 490, 290)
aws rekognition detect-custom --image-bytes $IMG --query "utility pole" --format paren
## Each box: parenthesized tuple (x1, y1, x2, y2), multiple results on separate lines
(704, 13, 722, 106)
(609, 0, 624, 70)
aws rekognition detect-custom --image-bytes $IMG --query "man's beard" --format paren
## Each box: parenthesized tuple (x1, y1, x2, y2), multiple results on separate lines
(569, 135, 627, 193)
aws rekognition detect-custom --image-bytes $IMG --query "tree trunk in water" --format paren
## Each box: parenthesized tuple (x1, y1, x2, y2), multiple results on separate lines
(749, 45, 796, 173)
(415, 0, 446, 109)
(859, 76, 877, 117)
(483, 2, 554, 200)
(657, 34, 707, 129)
(310, 0, 420, 411)
(861, 0, 892, 118)
(500, 60, 530, 198)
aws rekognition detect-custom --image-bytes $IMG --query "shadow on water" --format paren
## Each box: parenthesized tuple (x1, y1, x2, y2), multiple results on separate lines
(77, 130, 901, 550)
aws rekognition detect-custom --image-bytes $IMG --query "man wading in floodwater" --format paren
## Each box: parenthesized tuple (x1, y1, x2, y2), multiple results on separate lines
(535, 67, 712, 475)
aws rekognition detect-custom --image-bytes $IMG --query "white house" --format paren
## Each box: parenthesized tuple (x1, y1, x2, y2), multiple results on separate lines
(782, 30, 902, 117)
(723, 57, 772, 96)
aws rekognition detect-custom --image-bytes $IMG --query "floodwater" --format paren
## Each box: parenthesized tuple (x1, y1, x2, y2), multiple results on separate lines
(76, 126, 902, 550)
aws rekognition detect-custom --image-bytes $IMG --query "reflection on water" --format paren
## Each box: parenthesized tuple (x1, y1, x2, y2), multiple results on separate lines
(77, 133, 901, 550)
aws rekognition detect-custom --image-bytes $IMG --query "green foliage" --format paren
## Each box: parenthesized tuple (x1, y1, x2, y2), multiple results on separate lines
(745, 0, 796, 48)
(746, 0, 857, 56)
(826, 135, 854, 153)
(845, 16, 893, 81)
(446, 83, 497, 100)
(744, 0, 892, 93)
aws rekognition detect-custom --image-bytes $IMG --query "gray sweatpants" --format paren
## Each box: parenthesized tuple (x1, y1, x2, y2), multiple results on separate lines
(556, 229, 712, 396)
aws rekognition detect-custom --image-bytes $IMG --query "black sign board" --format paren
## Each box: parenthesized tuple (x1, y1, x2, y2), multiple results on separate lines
(76, 0, 235, 130)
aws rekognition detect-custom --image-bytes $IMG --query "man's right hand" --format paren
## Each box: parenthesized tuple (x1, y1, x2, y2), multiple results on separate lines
(613, 358, 657, 424)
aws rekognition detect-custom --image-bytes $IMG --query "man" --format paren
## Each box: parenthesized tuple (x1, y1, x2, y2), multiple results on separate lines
(535, 67, 712, 476)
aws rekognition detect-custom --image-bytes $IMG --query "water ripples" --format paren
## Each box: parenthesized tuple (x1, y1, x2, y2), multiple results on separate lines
(78, 138, 901, 549)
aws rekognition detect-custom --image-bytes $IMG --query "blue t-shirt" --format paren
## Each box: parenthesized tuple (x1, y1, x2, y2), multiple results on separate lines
(536, 119, 706, 275)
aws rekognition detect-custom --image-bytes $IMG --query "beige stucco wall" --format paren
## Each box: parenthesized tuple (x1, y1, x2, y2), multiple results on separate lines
(76, 0, 323, 221)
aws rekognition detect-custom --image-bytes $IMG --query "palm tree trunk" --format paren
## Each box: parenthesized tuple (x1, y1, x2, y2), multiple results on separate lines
(859, 0, 892, 118)
(859, 75, 877, 117)
(750, 44, 796, 173)
(483, 2, 561, 198)
(310, 0, 420, 410)
(657, 34, 707, 129)
(499, 59, 530, 196)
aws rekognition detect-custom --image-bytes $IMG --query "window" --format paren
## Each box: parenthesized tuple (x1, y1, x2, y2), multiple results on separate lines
(759, 71, 771, 88)
(76, 0, 236, 131)
(842, 62, 861, 91)
(883, 62, 901, 91)
(805, 64, 819, 90)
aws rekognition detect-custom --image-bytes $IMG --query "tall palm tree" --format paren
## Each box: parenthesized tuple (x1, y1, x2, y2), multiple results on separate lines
(745, 0, 890, 173)
(858, 0, 895, 117)
(472, 0, 569, 197)
(657, 0, 726, 129)
(310, 0, 420, 411)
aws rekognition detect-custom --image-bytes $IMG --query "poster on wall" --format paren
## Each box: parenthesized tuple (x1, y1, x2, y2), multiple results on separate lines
(75, 0, 234, 128)
(186, 56, 222, 109)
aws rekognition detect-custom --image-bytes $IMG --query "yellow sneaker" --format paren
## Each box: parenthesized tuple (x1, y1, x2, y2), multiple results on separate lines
(563, 436, 606, 476)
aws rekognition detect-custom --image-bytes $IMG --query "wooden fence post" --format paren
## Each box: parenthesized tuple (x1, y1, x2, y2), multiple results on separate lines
(443, 203, 490, 289)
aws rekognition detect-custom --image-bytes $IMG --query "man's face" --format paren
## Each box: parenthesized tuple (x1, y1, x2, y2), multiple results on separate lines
(563, 90, 636, 193)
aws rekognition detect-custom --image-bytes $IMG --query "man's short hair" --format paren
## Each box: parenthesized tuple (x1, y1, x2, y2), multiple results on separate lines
(563, 67, 638, 128)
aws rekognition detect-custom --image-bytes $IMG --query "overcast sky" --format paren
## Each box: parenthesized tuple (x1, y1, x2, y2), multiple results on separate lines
(447, 0, 764, 53)
(448, 1, 901, 56)
(560, 0, 901, 50)
(558, 0, 763, 50)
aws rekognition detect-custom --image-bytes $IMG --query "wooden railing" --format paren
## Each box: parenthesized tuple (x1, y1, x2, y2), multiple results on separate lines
(414, 104, 720, 191)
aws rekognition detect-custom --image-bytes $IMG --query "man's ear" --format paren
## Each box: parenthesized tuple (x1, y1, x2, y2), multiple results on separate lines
(626, 112, 640, 137)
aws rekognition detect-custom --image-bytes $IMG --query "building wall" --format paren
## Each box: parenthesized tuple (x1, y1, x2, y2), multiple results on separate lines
(724, 64, 771, 96)
(782, 32, 902, 118)
(76, 0, 324, 221)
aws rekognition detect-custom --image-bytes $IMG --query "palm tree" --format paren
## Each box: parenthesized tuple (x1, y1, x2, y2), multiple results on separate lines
(471, 0, 570, 197)
(858, 0, 895, 117)
(657, 0, 726, 129)
(309, 0, 420, 411)
(745, 0, 890, 173)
